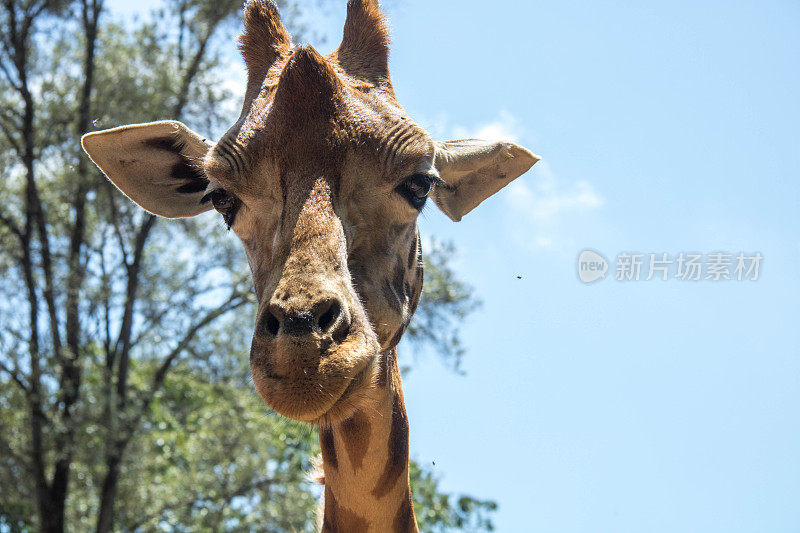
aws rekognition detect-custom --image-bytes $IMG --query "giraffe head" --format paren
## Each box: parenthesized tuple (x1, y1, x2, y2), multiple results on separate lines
(82, 0, 539, 425)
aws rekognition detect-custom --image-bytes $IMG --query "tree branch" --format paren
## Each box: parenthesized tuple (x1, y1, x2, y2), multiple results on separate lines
(49, 0, 107, 513)
(173, 31, 211, 118)
(0, 209, 23, 240)
(3, 2, 66, 527)
(0, 113, 22, 154)
(95, 10, 234, 530)
(104, 289, 250, 446)
(6, 0, 63, 365)
(51, 0, 105, 507)
(0, 57, 22, 91)
(138, 291, 250, 419)
(106, 192, 130, 266)
(0, 358, 29, 393)
(126, 476, 276, 531)
(114, 213, 156, 409)
(95, 291, 248, 533)
(130, 277, 244, 349)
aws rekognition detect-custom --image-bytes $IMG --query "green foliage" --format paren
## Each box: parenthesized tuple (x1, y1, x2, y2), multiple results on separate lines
(405, 240, 481, 373)
(65, 361, 320, 532)
(410, 462, 498, 532)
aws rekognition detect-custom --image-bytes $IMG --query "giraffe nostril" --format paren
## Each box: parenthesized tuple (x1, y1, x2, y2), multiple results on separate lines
(317, 301, 340, 332)
(315, 299, 351, 342)
(262, 311, 281, 337)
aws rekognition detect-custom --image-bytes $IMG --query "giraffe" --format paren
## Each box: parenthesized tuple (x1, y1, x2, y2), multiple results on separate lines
(81, 1, 539, 530)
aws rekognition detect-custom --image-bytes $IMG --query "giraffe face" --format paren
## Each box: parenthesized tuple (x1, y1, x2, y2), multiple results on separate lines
(208, 47, 429, 423)
(81, 0, 539, 426)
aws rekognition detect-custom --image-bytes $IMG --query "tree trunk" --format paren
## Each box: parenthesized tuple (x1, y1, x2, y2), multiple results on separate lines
(37, 492, 65, 533)
(95, 447, 123, 533)
(91, 15, 222, 529)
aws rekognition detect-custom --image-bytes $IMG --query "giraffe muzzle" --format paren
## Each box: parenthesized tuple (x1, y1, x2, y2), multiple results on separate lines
(249, 281, 380, 423)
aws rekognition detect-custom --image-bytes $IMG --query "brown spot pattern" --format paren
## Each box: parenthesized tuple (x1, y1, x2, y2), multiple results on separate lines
(323, 487, 370, 533)
(340, 410, 371, 470)
(407, 267, 423, 317)
(382, 283, 403, 313)
(371, 392, 409, 498)
(386, 326, 405, 352)
(393, 488, 416, 532)
(320, 426, 337, 469)
(393, 261, 407, 301)
(381, 259, 408, 314)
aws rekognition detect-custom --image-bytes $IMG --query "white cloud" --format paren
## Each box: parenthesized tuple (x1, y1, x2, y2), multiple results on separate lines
(504, 161, 604, 249)
(416, 109, 523, 143)
(506, 161, 603, 223)
(450, 110, 522, 142)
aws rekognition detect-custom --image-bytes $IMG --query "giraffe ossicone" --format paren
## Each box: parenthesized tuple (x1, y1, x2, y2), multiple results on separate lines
(82, 0, 539, 530)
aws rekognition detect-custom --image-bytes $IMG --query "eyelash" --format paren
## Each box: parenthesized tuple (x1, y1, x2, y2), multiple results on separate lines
(201, 189, 241, 229)
(395, 174, 444, 210)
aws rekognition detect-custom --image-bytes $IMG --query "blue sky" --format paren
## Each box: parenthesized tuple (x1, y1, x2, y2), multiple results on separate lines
(114, 1, 800, 531)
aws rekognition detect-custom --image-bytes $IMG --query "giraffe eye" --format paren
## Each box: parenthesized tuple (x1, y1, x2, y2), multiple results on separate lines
(201, 188, 240, 229)
(396, 174, 437, 210)
(210, 189, 235, 211)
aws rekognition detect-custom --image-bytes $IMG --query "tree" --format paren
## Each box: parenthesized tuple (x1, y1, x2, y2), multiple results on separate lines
(406, 240, 481, 374)
(0, 1, 491, 531)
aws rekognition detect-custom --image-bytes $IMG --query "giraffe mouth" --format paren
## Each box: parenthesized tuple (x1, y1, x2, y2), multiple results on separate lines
(250, 341, 380, 425)
(310, 354, 379, 426)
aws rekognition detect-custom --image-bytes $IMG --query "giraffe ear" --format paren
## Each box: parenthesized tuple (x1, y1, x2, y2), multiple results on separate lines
(431, 139, 540, 222)
(336, 0, 390, 85)
(81, 121, 213, 219)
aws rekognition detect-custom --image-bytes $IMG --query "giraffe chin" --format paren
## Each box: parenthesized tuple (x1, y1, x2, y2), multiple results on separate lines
(310, 355, 381, 427)
(251, 351, 379, 426)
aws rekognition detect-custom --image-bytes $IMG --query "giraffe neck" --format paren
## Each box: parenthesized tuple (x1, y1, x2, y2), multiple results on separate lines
(319, 350, 417, 532)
